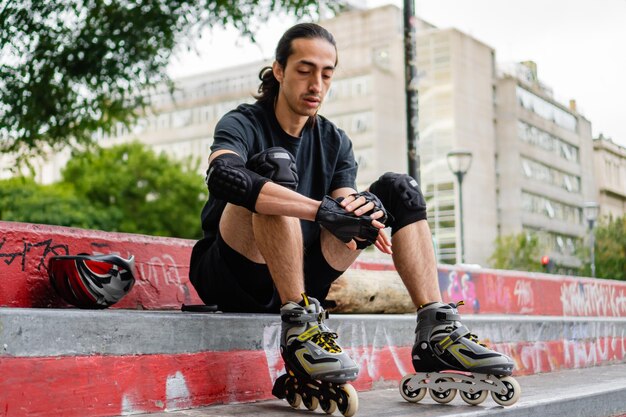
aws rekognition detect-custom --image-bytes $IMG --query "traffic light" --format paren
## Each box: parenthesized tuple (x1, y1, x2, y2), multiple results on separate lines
(541, 255, 554, 273)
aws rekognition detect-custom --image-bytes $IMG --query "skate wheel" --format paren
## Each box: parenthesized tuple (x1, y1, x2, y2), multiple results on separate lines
(320, 397, 337, 414)
(302, 393, 319, 411)
(285, 378, 302, 408)
(399, 374, 427, 403)
(460, 389, 488, 405)
(429, 377, 457, 404)
(286, 389, 302, 409)
(337, 383, 358, 417)
(491, 376, 521, 406)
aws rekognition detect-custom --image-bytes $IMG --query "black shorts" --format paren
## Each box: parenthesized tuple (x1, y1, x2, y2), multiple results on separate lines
(188, 231, 344, 313)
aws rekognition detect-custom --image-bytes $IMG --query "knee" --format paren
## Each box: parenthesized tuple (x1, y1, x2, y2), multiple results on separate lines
(247, 147, 299, 190)
(368, 172, 427, 235)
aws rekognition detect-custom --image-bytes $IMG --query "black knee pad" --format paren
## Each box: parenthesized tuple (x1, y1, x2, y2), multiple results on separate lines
(247, 147, 299, 190)
(368, 172, 427, 235)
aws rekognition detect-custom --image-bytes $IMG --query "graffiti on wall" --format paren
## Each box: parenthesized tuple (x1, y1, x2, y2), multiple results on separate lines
(0, 237, 69, 272)
(439, 269, 480, 313)
(561, 281, 626, 317)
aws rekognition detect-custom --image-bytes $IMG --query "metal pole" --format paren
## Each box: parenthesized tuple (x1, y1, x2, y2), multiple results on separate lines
(589, 219, 596, 278)
(403, 0, 420, 184)
(457, 172, 465, 264)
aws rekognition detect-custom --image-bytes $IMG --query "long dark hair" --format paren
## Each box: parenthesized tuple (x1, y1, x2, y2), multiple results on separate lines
(255, 23, 337, 106)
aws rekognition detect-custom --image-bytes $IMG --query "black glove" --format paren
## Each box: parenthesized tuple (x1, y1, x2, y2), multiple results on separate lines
(336, 192, 390, 249)
(345, 191, 390, 224)
(315, 196, 379, 246)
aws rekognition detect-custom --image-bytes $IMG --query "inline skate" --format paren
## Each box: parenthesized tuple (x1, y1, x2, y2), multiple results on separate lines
(399, 301, 521, 406)
(272, 294, 359, 416)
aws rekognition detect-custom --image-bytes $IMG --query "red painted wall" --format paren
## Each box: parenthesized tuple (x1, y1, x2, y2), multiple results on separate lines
(0, 221, 201, 309)
(2, 221, 626, 316)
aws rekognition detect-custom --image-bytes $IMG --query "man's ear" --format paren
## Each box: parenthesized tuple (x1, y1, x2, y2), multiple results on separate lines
(272, 61, 284, 83)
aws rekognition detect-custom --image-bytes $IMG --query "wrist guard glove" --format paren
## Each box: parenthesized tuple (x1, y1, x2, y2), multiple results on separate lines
(347, 191, 390, 224)
(335, 191, 390, 249)
(315, 196, 379, 246)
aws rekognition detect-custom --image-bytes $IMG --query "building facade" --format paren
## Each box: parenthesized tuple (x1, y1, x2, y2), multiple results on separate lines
(495, 64, 595, 271)
(592, 135, 626, 219)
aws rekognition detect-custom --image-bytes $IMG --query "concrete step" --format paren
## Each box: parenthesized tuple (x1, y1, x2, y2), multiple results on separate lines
(117, 362, 626, 417)
(2, 308, 626, 417)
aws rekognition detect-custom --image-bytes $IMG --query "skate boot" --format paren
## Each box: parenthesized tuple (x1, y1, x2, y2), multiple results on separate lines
(399, 301, 521, 406)
(272, 294, 359, 416)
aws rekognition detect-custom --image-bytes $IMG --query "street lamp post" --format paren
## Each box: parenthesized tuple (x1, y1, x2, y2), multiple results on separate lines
(584, 202, 599, 278)
(403, 0, 420, 183)
(447, 150, 473, 264)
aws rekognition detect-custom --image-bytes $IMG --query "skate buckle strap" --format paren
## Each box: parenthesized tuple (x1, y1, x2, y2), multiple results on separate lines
(434, 310, 461, 322)
(318, 310, 329, 322)
(282, 311, 322, 324)
(434, 325, 470, 355)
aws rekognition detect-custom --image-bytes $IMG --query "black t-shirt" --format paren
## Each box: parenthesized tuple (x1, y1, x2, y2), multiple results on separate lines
(199, 100, 358, 248)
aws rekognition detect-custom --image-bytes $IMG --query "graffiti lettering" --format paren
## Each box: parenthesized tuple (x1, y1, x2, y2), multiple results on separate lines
(0, 237, 68, 271)
(561, 282, 626, 317)
(514, 280, 534, 313)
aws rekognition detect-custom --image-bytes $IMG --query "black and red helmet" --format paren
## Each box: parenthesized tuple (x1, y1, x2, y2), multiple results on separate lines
(48, 254, 136, 309)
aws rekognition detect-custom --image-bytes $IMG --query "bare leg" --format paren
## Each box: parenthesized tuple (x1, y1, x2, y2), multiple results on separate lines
(320, 229, 361, 272)
(252, 213, 305, 303)
(392, 220, 443, 308)
(219, 203, 305, 304)
(220, 204, 264, 263)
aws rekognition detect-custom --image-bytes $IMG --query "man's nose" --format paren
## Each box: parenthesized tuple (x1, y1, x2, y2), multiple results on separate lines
(309, 73, 322, 93)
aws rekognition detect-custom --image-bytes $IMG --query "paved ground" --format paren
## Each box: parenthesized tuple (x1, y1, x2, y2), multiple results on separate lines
(122, 362, 626, 417)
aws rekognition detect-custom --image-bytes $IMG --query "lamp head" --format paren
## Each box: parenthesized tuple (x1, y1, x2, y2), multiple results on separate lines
(446, 150, 473, 176)
(584, 202, 599, 223)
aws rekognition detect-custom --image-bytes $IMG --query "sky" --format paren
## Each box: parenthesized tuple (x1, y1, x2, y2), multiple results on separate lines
(167, 0, 626, 147)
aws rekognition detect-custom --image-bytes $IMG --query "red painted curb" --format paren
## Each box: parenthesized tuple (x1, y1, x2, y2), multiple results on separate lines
(2, 336, 625, 417)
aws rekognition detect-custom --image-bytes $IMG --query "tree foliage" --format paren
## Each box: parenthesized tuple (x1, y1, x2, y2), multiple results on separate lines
(0, 0, 344, 163)
(61, 141, 207, 238)
(488, 232, 544, 272)
(0, 176, 121, 229)
(580, 216, 626, 280)
(0, 142, 207, 239)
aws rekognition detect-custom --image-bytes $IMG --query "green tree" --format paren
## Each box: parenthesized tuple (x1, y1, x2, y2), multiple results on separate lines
(0, 0, 343, 164)
(580, 216, 626, 280)
(61, 141, 206, 238)
(0, 176, 121, 229)
(488, 232, 545, 272)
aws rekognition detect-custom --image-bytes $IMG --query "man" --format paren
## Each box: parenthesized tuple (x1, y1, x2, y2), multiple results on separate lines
(189, 22, 514, 411)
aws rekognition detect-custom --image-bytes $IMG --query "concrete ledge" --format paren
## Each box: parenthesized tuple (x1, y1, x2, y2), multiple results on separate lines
(2, 308, 626, 357)
(2, 308, 625, 417)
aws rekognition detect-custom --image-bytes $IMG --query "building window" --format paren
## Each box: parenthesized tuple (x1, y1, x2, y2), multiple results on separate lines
(516, 86, 577, 132)
(521, 191, 582, 225)
(518, 121, 579, 163)
(520, 156, 581, 193)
